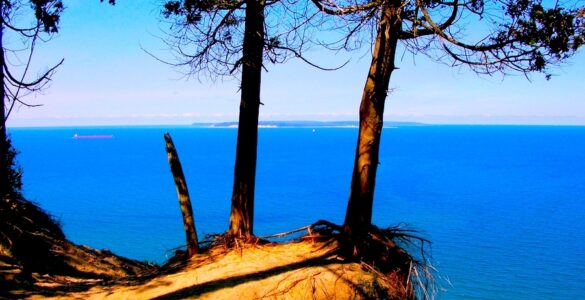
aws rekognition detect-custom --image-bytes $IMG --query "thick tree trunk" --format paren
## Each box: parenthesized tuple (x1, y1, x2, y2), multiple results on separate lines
(227, 0, 265, 238)
(164, 133, 199, 256)
(0, 20, 9, 200)
(343, 1, 402, 237)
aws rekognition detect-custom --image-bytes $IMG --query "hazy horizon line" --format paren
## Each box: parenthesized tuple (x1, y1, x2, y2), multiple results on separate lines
(7, 120, 585, 129)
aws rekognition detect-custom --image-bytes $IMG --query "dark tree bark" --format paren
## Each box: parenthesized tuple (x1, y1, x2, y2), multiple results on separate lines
(164, 133, 199, 256)
(343, 0, 402, 237)
(0, 21, 8, 199)
(227, 0, 265, 238)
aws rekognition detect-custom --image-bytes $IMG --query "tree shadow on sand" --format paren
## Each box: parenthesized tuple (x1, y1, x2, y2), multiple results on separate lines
(150, 221, 428, 300)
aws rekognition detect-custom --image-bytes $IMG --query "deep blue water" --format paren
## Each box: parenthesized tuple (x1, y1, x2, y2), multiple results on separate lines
(8, 126, 585, 299)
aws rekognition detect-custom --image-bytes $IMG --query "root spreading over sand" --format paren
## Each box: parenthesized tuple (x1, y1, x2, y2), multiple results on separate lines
(25, 238, 413, 300)
(2, 210, 431, 300)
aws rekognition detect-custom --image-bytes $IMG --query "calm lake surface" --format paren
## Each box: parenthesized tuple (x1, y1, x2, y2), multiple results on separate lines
(9, 125, 585, 299)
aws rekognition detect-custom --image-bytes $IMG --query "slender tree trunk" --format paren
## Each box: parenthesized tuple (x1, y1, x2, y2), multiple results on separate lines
(164, 133, 199, 256)
(343, 1, 402, 237)
(0, 19, 9, 199)
(227, 0, 265, 238)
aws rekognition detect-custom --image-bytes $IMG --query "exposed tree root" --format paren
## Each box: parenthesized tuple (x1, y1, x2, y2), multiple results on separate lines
(258, 220, 436, 300)
(3, 216, 434, 299)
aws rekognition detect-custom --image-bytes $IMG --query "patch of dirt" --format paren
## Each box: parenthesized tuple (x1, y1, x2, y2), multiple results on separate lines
(26, 238, 413, 300)
(2, 197, 425, 300)
(1, 196, 155, 299)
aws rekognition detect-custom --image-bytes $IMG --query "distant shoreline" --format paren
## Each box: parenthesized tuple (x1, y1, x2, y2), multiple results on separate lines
(8, 122, 585, 129)
(191, 120, 426, 128)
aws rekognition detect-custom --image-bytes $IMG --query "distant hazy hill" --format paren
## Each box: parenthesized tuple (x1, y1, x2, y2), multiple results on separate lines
(191, 121, 424, 128)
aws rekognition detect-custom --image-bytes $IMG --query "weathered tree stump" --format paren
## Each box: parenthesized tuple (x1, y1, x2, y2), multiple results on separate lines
(164, 133, 199, 256)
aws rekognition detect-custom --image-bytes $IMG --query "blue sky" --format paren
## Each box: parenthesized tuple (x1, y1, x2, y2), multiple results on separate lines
(6, 0, 585, 127)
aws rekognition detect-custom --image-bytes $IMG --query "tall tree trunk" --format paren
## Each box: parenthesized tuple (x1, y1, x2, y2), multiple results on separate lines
(0, 19, 9, 200)
(343, 1, 402, 237)
(164, 133, 199, 256)
(227, 0, 265, 238)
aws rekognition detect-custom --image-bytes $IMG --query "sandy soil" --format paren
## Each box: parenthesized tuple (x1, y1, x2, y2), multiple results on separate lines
(24, 239, 409, 300)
